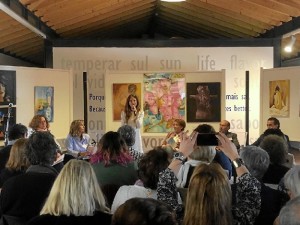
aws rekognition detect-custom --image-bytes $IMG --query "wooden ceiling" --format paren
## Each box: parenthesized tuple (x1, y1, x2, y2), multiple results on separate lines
(1, 0, 300, 66)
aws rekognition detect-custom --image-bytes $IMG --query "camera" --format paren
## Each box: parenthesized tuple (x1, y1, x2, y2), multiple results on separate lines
(196, 133, 219, 146)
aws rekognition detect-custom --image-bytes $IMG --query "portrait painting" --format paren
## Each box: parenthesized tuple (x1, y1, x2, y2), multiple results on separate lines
(0, 70, 16, 105)
(143, 73, 185, 133)
(269, 80, 289, 117)
(34, 86, 54, 122)
(113, 83, 142, 121)
(186, 82, 221, 122)
(0, 106, 16, 140)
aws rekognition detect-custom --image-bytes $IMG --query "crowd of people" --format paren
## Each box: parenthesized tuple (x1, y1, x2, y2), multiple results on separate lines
(0, 102, 299, 225)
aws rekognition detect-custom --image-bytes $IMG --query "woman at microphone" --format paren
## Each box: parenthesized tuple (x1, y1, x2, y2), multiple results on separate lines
(121, 94, 144, 153)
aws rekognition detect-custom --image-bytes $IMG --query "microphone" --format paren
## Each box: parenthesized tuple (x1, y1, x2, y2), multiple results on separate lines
(8, 103, 13, 107)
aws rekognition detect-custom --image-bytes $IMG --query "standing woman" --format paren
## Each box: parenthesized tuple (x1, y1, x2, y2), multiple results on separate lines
(121, 94, 144, 153)
(65, 119, 91, 157)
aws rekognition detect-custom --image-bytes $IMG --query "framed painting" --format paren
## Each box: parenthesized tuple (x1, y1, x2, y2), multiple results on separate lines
(186, 82, 221, 122)
(34, 86, 54, 122)
(269, 80, 289, 117)
(0, 70, 16, 105)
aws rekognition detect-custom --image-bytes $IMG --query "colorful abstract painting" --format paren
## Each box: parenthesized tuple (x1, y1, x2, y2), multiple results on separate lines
(34, 86, 54, 122)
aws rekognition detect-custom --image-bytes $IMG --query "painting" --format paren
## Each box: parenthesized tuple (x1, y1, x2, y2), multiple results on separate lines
(186, 82, 221, 122)
(269, 80, 289, 117)
(34, 86, 54, 122)
(113, 83, 142, 121)
(143, 73, 185, 133)
(0, 70, 16, 105)
(0, 106, 16, 141)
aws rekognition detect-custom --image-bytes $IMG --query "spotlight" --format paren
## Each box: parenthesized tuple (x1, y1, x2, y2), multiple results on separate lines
(284, 35, 296, 53)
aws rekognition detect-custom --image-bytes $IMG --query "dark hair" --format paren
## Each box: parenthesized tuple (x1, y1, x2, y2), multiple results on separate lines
(117, 125, 136, 147)
(112, 198, 177, 225)
(138, 147, 170, 189)
(268, 117, 280, 128)
(25, 131, 58, 165)
(8, 123, 28, 140)
(259, 134, 287, 165)
(263, 128, 284, 137)
(194, 124, 216, 134)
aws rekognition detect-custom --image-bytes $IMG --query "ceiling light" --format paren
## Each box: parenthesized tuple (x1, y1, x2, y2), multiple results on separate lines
(0, 2, 47, 39)
(284, 35, 296, 53)
(161, 0, 186, 2)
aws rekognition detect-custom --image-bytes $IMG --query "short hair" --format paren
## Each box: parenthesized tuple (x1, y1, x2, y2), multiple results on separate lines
(117, 125, 136, 147)
(259, 134, 288, 165)
(5, 138, 30, 171)
(268, 117, 280, 128)
(174, 118, 186, 131)
(189, 145, 216, 163)
(40, 160, 109, 216)
(240, 146, 270, 180)
(29, 115, 50, 130)
(138, 147, 170, 189)
(112, 198, 177, 225)
(284, 165, 300, 198)
(263, 128, 284, 137)
(8, 123, 28, 140)
(25, 131, 58, 165)
(279, 196, 300, 225)
(69, 119, 85, 137)
(184, 163, 232, 225)
(194, 124, 216, 133)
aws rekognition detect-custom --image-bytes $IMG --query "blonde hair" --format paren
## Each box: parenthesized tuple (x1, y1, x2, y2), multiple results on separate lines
(6, 138, 30, 171)
(40, 160, 109, 216)
(184, 163, 232, 225)
(188, 145, 216, 163)
(69, 119, 84, 137)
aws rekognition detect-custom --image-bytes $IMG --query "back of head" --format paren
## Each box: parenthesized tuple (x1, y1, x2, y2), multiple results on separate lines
(184, 163, 232, 225)
(284, 165, 300, 199)
(240, 146, 270, 180)
(112, 198, 177, 225)
(138, 147, 170, 189)
(6, 138, 30, 170)
(8, 123, 28, 141)
(259, 134, 288, 165)
(263, 128, 284, 137)
(41, 159, 108, 216)
(279, 196, 300, 225)
(194, 124, 216, 134)
(25, 131, 58, 165)
(117, 125, 136, 147)
(189, 145, 216, 163)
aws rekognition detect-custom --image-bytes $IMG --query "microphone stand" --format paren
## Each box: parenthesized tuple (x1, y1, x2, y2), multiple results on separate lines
(4, 103, 13, 146)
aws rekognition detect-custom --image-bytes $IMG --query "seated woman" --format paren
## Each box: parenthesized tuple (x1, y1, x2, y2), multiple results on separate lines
(0, 138, 30, 188)
(111, 198, 177, 225)
(65, 119, 91, 157)
(111, 147, 170, 213)
(157, 131, 261, 225)
(27, 160, 111, 225)
(162, 119, 186, 152)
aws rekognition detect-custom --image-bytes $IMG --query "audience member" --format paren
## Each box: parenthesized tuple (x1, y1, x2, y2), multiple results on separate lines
(121, 94, 144, 153)
(0, 138, 30, 188)
(219, 119, 240, 149)
(252, 117, 291, 148)
(111, 147, 170, 213)
(111, 198, 177, 225)
(0, 132, 58, 224)
(162, 118, 186, 152)
(157, 131, 261, 225)
(194, 124, 232, 177)
(240, 146, 284, 225)
(65, 119, 91, 157)
(260, 134, 290, 184)
(278, 196, 300, 225)
(27, 160, 111, 225)
(0, 123, 27, 173)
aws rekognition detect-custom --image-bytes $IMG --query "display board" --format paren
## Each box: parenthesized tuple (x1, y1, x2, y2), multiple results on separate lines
(260, 66, 300, 142)
(0, 66, 73, 145)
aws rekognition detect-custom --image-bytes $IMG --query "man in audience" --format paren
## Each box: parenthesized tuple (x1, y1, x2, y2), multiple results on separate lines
(252, 117, 291, 148)
(0, 131, 58, 224)
(219, 120, 240, 149)
(278, 196, 300, 225)
(0, 123, 27, 172)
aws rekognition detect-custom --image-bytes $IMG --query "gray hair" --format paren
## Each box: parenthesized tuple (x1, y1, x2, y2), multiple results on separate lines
(284, 165, 300, 198)
(117, 125, 136, 147)
(279, 196, 300, 225)
(189, 145, 216, 163)
(240, 145, 270, 180)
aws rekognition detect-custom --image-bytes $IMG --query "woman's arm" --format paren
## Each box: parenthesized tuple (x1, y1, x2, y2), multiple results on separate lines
(120, 111, 126, 126)
(135, 111, 144, 128)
